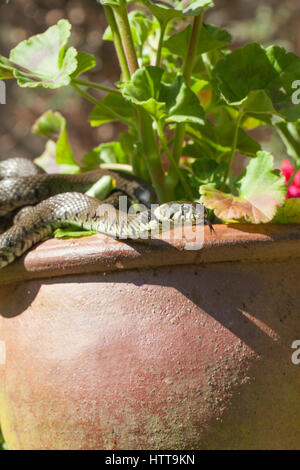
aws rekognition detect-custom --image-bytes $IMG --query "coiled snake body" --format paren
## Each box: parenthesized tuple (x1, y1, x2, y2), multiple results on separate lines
(0, 158, 207, 269)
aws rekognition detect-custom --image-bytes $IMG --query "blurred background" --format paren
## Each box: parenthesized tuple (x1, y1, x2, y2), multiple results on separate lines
(1, 0, 300, 450)
(0, 0, 300, 166)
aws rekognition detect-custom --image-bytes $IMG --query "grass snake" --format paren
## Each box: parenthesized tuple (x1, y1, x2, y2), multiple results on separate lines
(0, 157, 208, 269)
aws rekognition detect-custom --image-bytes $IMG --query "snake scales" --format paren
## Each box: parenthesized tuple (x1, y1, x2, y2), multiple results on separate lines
(0, 157, 207, 269)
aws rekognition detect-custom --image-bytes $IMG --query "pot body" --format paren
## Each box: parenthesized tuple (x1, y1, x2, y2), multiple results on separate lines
(0, 226, 300, 449)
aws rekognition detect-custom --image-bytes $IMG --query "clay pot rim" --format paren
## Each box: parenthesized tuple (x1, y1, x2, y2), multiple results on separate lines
(0, 224, 299, 285)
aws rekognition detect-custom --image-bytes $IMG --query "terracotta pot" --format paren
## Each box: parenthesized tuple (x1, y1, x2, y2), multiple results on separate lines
(0, 224, 299, 450)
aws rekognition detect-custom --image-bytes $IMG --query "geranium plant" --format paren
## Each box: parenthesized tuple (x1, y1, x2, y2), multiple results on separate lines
(1, 0, 300, 225)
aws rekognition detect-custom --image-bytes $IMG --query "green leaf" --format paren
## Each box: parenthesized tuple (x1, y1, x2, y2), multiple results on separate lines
(242, 116, 268, 130)
(83, 142, 127, 167)
(271, 198, 300, 224)
(70, 51, 96, 79)
(122, 66, 204, 124)
(122, 66, 166, 119)
(213, 43, 300, 121)
(32, 111, 64, 140)
(129, 11, 157, 49)
(239, 90, 276, 115)
(187, 119, 261, 157)
(275, 120, 300, 166)
(236, 151, 286, 200)
(98, 0, 125, 6)
(0, 428, 6, 450)
(89, 93, 134, 127)
(102, 26, 113, 42)
(32, 111, 80, 173)
(164, 79, 206, 124)
(8, 19, 77, 88)
(190, 78, 209, 95)
(200, 151, 287, 223)
(182, 140, 216, 160)
(143, 0, 214, 23)
(164, 23, 231, 58)
(218, 124, 261, 157)
(192, 158, 223, 184)
(34, 140, 57, 172)
(54, 226, 97, 239)
(0, 56, 14, 79)
(181, 159, 227, 200)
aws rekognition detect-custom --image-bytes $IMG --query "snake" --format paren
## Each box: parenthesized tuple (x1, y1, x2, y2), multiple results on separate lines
(0, 157, 208, 269)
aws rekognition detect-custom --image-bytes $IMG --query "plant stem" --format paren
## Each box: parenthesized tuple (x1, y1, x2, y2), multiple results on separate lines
(109, 2, 169, 202)
(171, 123, 186, 166)
(222, 111, 243, 189)
(103, 5, 131, 80)
(114, 4, 139, 75)
(138, 112, 170, 203)
(160, 136, 174, 155)
(71, 83, 102, 107)
(183, 12, 204, 85)
(157, 122, 193, 200)
(72, 78, 120, 95)
(155, 21, 167, 67)
(166, 13, 204, 196)
(71, 83, 132, 127)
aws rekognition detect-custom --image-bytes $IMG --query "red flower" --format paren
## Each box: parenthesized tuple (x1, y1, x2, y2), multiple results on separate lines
(287, 185, 300, 198)
(281, 159, 300, 199)
(294, 170, 300, 187)
(281, 159, 294, 183)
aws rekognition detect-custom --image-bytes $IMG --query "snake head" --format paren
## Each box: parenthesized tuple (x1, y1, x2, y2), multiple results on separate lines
(154, 202, 206, 226)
